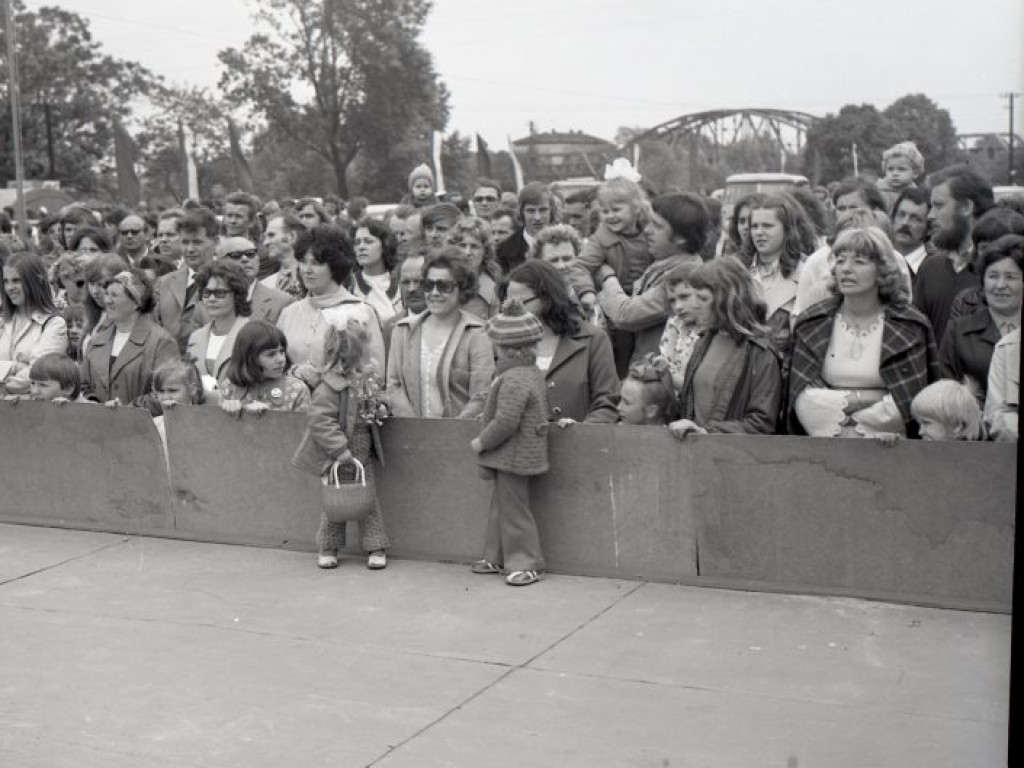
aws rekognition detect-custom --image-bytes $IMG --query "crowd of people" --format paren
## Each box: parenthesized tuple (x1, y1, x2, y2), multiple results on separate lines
(1, 142, 1020, 586)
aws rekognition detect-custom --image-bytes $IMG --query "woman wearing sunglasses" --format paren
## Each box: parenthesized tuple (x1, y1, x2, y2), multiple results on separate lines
(186, 261, 252, 403)
(1, 253, 69, 396)
(386, 248, 495, 418)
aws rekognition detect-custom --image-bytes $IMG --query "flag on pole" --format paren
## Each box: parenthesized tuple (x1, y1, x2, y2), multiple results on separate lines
(112, 116, 141, 207)
(179, 122, 199, 200)
(475, 133, 492, 178)
(228, 119, 255, 193)
(507, 135, 524, 192)
(432, 130, 446, 196)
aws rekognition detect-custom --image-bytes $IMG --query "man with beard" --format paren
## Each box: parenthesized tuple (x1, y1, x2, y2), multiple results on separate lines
(891, 187, 930, 277)
(914, 167, 994, 341)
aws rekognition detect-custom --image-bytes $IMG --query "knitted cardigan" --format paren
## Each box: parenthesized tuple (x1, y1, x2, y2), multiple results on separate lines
(476, 359, 550, 476)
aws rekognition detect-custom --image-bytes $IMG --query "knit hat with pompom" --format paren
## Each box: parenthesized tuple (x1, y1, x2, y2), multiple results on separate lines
(408, 164, 435, 190)
(486, 296, 544, 348)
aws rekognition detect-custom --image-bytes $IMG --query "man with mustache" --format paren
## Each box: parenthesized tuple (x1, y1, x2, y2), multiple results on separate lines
(913, 166, 994, 341)
(891, 187, 930, 277)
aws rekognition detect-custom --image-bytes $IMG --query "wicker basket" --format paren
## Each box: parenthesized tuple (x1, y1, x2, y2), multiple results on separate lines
(321, 458, 375, 523)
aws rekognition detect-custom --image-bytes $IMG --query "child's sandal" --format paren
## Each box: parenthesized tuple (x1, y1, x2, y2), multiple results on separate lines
(471, 560, 501, 575)
(505, 570, 540, 586)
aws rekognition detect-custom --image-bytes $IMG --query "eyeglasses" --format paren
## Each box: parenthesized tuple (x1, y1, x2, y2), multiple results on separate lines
(224, 249, 259, 261)
(202, 288, 232, 299)
(473, 195, 498, 203)
(119, 228, 143, 236)
(422, 278, 456, 295)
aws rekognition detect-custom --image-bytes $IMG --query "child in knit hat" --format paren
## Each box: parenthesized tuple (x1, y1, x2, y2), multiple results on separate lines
(469, 296, 550, 586)
(406, 164, 438, 208)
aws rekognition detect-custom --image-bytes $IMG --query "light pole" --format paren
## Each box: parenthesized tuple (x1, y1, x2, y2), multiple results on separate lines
(3, 0, 27, 240)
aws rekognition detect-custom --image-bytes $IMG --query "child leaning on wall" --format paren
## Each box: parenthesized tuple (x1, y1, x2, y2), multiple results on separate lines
(874, 378, 985, 445)
(469, 297, 550, 587)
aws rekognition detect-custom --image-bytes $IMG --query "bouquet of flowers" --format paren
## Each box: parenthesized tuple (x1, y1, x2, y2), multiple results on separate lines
(356, 369, 390, 427)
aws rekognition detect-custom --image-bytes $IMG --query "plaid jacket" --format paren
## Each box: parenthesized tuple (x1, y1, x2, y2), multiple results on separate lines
(786, 297, 940, 434)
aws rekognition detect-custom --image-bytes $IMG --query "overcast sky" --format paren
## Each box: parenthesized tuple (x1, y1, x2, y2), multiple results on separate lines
(33, 0, 1024, 146)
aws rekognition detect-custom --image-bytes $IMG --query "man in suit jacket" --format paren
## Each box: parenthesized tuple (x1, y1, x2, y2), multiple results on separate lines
(496, 182, 557, 276)
(154, 208, 218, 352)
(218, 236, 295, 324)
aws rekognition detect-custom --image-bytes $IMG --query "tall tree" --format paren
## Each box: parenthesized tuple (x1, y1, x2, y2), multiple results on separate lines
(882, 93, 959, 172)
(138, 87, 234, 205)
(218, 0, 449, 198)
(804, 104, 904, 183)
(0, 2, 159, 193)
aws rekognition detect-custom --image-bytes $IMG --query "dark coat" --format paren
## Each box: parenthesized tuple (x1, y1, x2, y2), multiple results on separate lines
(787, 297, 939, 435)
(496, 228, 530, 277)
(939, 309, 1001, 400)
(249, 282, 295, 325)
(154, 266, 208, 353)
(545, 323, 620, 423)
(678, 331, 782, 434)
(81, 314, 179, 404)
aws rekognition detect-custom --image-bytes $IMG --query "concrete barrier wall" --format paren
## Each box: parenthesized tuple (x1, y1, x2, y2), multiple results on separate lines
(0, 400, 1015, 611)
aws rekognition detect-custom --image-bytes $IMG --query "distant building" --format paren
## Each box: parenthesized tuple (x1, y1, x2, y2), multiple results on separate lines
(512, 130, 618, 183)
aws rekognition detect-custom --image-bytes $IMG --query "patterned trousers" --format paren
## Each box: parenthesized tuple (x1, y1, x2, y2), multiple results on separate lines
(316, 427, 390, 554)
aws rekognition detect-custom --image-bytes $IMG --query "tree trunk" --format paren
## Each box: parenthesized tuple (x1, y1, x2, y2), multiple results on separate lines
(332, 158, 348, 198)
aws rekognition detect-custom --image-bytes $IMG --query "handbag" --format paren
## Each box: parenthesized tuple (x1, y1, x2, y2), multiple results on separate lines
(321, 457, 375, 523)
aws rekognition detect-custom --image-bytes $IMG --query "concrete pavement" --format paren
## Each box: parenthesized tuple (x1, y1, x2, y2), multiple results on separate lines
(0, 524, 1010, 767)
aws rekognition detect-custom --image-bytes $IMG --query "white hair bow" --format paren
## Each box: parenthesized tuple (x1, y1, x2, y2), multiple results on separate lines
(603, 157, 641, 183)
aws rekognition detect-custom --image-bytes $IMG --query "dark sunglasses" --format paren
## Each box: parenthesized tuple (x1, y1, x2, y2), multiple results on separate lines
(473, 195, 498, 203)
(225, 249, 259, 261)
(202, 288, 232, 300)
(422, 278, 456, 295)
(119, 228, 143, 236)
(74, 279, 86, 288)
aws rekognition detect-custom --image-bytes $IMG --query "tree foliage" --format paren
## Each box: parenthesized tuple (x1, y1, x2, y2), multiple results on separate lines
(805, 94, 960, 183)
(0, 2, 160, 194)
(217, 0, 449, 198)
(882, 93, 959, 171)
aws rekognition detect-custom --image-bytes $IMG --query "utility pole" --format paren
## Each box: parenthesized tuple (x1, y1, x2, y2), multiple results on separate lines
(2, 0, 27, 240)
(1002, 92, 1020, 185)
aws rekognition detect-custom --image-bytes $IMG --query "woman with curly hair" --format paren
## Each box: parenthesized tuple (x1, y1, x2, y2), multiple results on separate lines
(277, 225, 385, 392)
(351, 217, 402, 323)
(186, 260, 252, 401)
(666, 256, 782, 437)
(447, 216, 503, 318)
(744, 193, 818, 355)
(787, 226, 939, 438)
(505, 259, 619, 423)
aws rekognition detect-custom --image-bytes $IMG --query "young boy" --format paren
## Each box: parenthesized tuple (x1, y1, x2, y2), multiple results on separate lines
(27, 353, 82, 404)
(911, 379, 985, 441)
(876, 141, 925, 213)
(469, 297, 549, 587)
(618, 357, 674, 426)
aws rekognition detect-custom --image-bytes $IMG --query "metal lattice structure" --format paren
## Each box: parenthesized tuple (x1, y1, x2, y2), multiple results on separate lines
(623, 108, 819, 153)
(956, 133, 1024, 152)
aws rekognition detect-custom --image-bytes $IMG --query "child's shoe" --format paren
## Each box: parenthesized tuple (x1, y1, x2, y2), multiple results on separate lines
(471, 560, 501, 575)
(317, 553, 339, 569)
(505, 570, 540, 586)
(367, 550, 387, 570)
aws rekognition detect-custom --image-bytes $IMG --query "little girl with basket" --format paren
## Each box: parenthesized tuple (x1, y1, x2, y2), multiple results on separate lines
(291, 319, 391, 571)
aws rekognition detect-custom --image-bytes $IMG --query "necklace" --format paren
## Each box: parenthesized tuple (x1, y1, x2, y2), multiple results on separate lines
(753, 260, 778, 280)
(838, 310, 882, 361)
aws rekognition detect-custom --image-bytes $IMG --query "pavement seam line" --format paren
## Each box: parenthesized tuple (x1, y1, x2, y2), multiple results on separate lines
(0, 539, 129, 588)
(362, 580, 649, 767)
